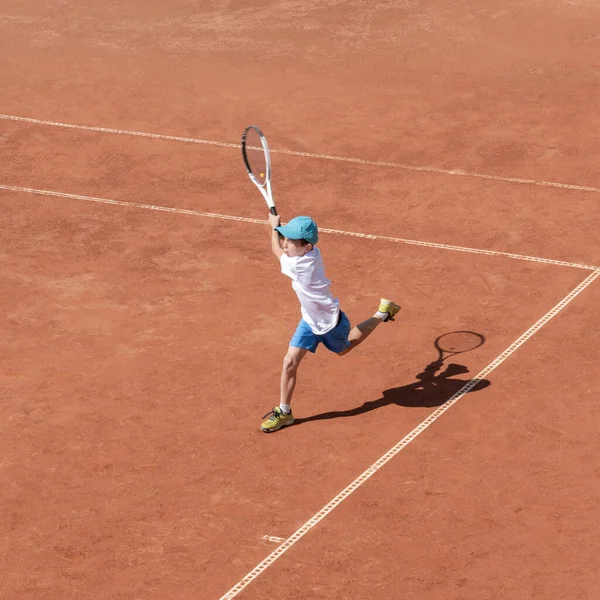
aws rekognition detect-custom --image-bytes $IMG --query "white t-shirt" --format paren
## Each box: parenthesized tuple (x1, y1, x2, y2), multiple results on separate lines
(280, 248, 340, 335)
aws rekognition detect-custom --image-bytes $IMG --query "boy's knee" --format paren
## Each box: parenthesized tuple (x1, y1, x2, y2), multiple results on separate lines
(283, 353, 302, 372)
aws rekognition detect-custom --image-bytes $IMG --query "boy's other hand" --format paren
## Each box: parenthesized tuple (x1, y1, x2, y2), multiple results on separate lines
(269, 213, 281, 229)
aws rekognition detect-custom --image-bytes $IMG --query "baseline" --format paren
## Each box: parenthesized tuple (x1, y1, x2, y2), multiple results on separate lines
(218, 267, 600, 599)
(1, 184, 596, 271)
(2, 114, 600, 196)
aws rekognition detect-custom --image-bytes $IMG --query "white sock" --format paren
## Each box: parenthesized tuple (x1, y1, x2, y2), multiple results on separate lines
(279, 403, 292, 414)
(375, 311, 388, 321)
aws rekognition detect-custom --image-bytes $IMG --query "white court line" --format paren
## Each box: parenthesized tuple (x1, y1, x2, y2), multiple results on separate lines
(219, 267, 600, 599)
(2, 113, 600, 195)
(0, 113, 240, 150)
(0, 184, 597, 271)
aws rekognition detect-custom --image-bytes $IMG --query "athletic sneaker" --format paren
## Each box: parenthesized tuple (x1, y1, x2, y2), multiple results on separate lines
(378, 298, 401, 322)
(260, 407, 295, 433)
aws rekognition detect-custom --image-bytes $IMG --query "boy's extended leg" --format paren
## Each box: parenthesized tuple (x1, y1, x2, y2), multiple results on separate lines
(338, 316, 382, 356)
(260, 346, 308, 432)
(338, 298, 400, 357)
(280, 345, 309, 408)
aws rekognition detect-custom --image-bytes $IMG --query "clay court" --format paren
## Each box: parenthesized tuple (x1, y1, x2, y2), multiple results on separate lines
(2, 2, 600, 599)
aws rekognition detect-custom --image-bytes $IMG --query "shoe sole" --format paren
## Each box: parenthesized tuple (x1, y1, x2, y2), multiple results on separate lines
(260, 417, 295, 433)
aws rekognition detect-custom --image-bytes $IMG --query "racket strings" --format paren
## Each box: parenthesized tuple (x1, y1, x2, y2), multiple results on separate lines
(243, 131, 268, 185)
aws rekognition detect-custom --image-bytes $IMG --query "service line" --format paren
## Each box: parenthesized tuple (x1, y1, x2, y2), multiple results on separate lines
(0, 184, 596, 271)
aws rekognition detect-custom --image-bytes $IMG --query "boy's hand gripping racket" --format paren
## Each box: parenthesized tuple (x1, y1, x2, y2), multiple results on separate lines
(241, 125, 277, 215)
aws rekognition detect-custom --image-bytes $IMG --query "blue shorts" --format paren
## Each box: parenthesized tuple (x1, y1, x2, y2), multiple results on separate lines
(290, 312, 351, 354)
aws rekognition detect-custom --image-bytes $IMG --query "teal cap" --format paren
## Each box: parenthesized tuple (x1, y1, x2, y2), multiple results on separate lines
(275, 216, 319, 245)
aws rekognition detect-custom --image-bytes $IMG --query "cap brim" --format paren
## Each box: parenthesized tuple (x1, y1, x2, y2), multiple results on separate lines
(275, 225, 303, 240)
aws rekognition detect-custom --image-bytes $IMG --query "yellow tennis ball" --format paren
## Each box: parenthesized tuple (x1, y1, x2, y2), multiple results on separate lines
(260, 172, 264, 177)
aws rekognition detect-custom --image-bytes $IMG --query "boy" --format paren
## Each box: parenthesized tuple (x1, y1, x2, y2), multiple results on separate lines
(260, 213, 401, 432)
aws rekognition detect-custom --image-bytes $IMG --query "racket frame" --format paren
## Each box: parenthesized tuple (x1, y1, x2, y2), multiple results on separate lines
(434, 331, 485, 362)
(241, 125, 277, 215)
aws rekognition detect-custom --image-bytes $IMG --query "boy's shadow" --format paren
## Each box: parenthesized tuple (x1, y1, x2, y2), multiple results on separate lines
(295, 360, 491, 425)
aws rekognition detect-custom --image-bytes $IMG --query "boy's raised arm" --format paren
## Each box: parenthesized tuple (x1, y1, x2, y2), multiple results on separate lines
(269, 213, 285, 260)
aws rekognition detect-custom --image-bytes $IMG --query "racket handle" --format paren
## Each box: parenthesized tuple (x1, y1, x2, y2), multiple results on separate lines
(270, 206, 278, 216)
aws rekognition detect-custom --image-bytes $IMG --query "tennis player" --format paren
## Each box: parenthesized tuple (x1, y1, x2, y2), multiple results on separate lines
(261, 214, 401, 432)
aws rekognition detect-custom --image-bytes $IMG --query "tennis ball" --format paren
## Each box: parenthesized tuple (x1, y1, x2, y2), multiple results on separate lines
(260, 172, 265, 177)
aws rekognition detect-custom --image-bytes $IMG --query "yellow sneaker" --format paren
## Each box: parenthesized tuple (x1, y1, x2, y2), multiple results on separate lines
(260, 407, 295, 433)
(378, 298, 401, 322)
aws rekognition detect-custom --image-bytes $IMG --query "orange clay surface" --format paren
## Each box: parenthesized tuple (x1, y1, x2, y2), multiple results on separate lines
(1, 1, 600, 599)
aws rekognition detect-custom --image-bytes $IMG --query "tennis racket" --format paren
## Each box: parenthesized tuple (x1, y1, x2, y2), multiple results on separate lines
(434, 331, 485, 364)
(241, 125, 277, 216)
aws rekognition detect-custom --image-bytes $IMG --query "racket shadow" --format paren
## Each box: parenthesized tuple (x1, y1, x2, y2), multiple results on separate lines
(295, 349, 491, 425)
